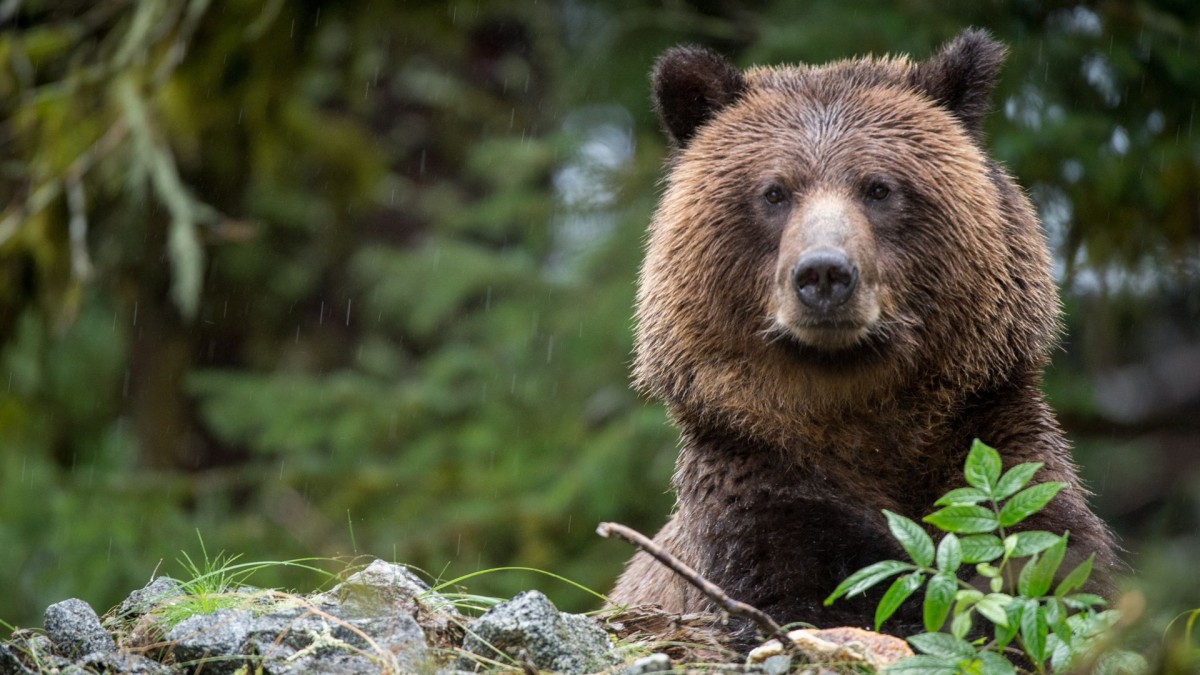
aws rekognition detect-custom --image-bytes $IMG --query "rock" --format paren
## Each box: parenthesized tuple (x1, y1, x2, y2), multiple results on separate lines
(458, 590, 619, 674)
(243, 604, 429, 674)
(119, 577, 185, 617)
(43, 598, 116, 657)
(0, 642, 34, 675)
(12, 633, 67, 672)
(314, 559, 442, 618)
(65, 651, 177, 674)
(164, 608, 254, 674)
(619, 652, 673, 674)
(313, 559, 459, 649)
(745, 627, 913, 671)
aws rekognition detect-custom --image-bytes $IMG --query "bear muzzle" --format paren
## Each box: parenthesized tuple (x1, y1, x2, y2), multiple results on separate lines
(771, 199, 881, 351)
(791, 246, 859, 312)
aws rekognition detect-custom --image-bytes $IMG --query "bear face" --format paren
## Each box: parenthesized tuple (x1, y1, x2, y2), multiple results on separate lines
(634, 31, 1059, 447)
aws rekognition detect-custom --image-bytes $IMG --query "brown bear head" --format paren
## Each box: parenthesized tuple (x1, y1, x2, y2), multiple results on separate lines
(634, 30, 1060, 446)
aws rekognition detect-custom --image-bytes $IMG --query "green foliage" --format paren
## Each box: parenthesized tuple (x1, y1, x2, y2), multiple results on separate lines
(826, 440, 1147, 674)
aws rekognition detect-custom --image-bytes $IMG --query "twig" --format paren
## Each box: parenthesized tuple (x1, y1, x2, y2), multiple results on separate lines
(596, 522, 795, 649)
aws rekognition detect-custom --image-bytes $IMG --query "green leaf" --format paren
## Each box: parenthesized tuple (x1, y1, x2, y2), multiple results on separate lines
(923, 573, 957, 632)
(1017, 551, 1037, 597)
(951, 611, 973, 640)
(824, 559, 913, 605)
(959, 535, 1005, 563)
(998, 482, 1065, 527)
(934, 487, 989, 506)
(1025, 534, 1068, 597)
(1062, 593, 1106, 609)
(976, 562, 1000, 578)
(1044, 598, 1072, 647)
(993, 601, 1022, 648)
(964, 439, 1002, 492)
(884, 654, 962, 675)
(924, 506, 999, 534)
(1049, 634, 1072, 672)
(976, 593, 1013, 627)
(992, 462, 1043, 500)
(955, 589, 984, 610)
(1020, 598, 1048, 664)
(875, 572, 924, 630)
(1054, 553, 1094, 597)
(1092, 649, 1149, 675)
(974, 651, 1018, 675)
(886, 510, 935, 567)
(935, 533, 962, 572)
(907, 632, 976, 659)
(1008, 531, 1062, 558)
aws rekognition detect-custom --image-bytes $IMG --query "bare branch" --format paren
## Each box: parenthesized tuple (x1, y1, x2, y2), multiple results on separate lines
(596, 521, 794, 649)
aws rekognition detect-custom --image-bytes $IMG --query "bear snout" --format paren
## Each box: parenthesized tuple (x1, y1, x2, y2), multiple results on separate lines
(791, 247, 859, 312)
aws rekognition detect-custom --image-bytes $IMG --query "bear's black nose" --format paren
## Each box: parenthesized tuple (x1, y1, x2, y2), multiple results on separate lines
(792, 248, 859, 310)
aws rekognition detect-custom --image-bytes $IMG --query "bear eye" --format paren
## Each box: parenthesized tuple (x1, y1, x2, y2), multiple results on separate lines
(763, 186, 787, 205)
(865, 182, 891, 201)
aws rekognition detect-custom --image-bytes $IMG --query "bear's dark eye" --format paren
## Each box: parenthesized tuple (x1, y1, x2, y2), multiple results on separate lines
(763, 186, 787, 205)
(865, 182, 891, 201)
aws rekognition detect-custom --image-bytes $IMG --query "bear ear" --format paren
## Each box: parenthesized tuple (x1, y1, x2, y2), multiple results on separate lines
(910, 29, 1007, 142)
(652, 46, 747, 148)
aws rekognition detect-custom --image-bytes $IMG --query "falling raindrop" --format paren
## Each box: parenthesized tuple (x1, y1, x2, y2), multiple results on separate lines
(345, 298, 353, 326)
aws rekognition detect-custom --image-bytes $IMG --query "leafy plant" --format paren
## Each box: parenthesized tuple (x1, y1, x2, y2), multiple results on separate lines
(825, 440, 1145, 674)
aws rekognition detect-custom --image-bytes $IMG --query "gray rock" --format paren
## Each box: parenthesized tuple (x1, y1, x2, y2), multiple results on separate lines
(11, 633, 66, 671)
(43, 598, 116, 657)
(458, 590, 619, 674)
(164, 608, 254, 674)
(315, 559, 436, 619)
(119, 577, 185, 617)
(197, 597, 430, 675)
(0, 642, 33, 675)
(64, 651, 177, 674)
(619, 653, 673, 674)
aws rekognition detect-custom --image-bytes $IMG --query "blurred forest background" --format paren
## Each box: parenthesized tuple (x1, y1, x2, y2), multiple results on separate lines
(1, 0, 1198, 649)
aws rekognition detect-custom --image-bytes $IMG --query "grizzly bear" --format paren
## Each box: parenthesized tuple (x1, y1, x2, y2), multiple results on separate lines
(610, 29, 1118, 635)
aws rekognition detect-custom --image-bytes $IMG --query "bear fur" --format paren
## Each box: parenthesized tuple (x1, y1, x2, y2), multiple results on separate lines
(610, 30, 1119, 635)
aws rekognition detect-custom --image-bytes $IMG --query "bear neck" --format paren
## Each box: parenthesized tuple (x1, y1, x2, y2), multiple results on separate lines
(669, 364, 1047, 514)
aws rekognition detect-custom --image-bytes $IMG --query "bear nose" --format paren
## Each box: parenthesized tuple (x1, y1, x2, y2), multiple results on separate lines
(792, 248, 859, 310)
